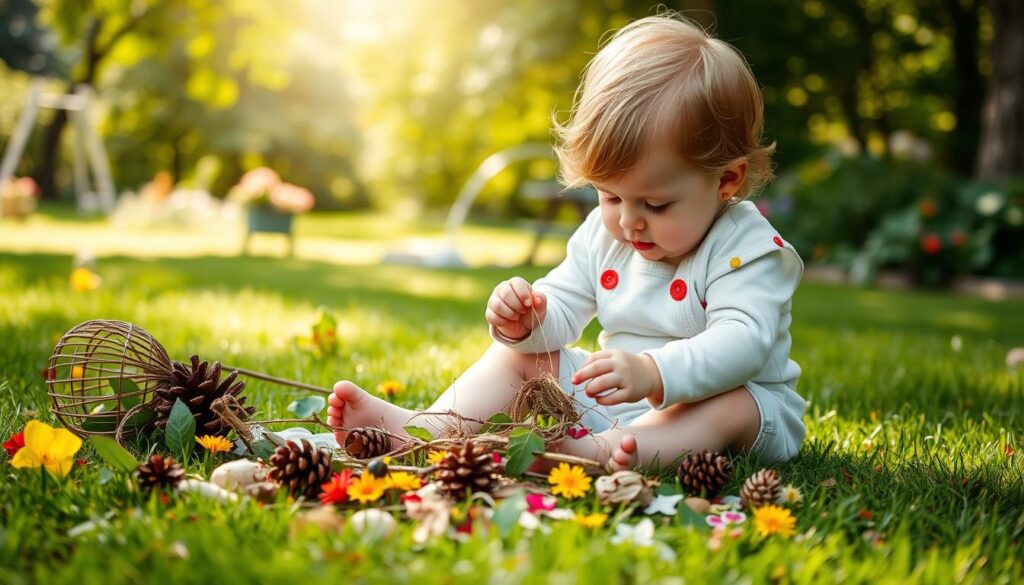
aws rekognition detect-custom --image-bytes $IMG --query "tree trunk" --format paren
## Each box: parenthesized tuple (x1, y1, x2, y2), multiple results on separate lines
(976, 0, 1024, 180)
(945, 0, 983, 175)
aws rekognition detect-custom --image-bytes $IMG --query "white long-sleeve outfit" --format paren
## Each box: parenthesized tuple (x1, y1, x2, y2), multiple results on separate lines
(491, 201, 807, 462)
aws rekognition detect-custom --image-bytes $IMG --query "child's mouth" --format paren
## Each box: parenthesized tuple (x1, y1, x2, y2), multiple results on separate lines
(629, 241, 655, 251)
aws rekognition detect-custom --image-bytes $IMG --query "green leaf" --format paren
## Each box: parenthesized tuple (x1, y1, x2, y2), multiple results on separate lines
(491, 491, 527, 537)
(165, 398, 196, 454)
(505, 428, 544, 477)
(89, 435, 139, 473)
(81, 403, 117, 433)
(479, 413, 513, 434)
(403, 425, 433, 442)
(676, 501, 709, 532)
(287, 395, 326, 418)
(250, 439, 277, 462)
(108, 376, 140, 399)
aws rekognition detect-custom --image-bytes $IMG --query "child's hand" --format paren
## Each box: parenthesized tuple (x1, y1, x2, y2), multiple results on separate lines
(486, 277, 546, 342)
(572, 350, 663, 406)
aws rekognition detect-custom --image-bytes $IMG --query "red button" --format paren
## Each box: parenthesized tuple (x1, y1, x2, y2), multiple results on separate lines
(600, 269, 618, 290)
(670, 279, 687, 301)
(773, 236, 784, 247)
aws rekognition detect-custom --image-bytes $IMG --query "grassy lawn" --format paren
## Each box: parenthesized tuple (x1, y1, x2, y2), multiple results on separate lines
(1, 214, 1023, 583)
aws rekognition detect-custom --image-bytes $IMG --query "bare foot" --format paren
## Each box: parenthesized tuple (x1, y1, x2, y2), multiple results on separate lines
(607, 434, 638, 471)
(327, 380, 416, 450)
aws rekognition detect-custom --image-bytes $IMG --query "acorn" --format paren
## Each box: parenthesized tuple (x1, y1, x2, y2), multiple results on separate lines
(367, 457, 389, 478)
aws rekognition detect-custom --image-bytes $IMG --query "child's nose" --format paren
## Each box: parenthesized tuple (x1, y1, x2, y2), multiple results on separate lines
(619, 207, 644, 231)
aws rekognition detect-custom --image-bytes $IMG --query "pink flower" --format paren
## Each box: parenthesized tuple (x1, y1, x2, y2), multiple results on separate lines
(525, 493, 557, 514)
(705, 510, 747, 528)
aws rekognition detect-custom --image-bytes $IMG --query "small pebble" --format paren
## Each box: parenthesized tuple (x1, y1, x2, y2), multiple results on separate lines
(684, 497, 710, 514)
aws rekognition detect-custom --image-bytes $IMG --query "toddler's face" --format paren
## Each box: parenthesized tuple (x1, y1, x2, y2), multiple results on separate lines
(593, 149, 728, 266)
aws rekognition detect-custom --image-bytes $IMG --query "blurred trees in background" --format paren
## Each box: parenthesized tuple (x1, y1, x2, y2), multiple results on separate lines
(0, 0, 1019, 216)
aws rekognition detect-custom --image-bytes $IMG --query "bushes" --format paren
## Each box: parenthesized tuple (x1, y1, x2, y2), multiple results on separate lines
(762, 153, 1024, 287)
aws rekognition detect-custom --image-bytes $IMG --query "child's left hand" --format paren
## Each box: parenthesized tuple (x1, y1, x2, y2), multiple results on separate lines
(572, 350, 663, 406)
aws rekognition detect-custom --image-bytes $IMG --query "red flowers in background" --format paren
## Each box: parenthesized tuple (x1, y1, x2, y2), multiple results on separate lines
(4, 432, 25, 457)
(920, 234, 942, 255)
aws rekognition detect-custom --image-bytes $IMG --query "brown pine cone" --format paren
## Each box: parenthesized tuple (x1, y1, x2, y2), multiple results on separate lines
(267, 439, 333, 499)
(136, 454, 185, 492)
(740, 468, 781, 509)
(677, 450, 734, 498)
(152, 355, 255, 437)
(434, 439, 502, 499)
(344, 427, 391, 459)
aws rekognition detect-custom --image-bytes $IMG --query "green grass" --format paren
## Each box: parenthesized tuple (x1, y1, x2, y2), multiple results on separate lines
(1, 226, 1023, 582)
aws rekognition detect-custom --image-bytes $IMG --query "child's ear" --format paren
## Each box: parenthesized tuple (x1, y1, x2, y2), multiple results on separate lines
(718, 159, 748, 200)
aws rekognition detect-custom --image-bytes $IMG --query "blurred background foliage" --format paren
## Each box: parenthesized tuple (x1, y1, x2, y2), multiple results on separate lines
(1, 0, 1022, 283)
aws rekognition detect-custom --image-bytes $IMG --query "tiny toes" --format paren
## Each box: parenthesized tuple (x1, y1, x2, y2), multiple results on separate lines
(620, 435, 638, 454)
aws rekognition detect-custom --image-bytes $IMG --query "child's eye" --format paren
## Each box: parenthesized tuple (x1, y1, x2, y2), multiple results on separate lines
(600, 194, 620, 204)
(644, 201, 670, 213)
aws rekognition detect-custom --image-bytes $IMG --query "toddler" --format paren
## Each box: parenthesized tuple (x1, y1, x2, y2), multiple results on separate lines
(328, 14, 806, 470)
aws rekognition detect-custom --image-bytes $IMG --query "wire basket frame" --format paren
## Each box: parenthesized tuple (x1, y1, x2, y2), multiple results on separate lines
(46, 320, 173, 438)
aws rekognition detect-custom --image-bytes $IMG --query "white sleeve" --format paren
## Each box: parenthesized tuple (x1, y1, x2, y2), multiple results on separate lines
(489, 215, 598, 353)
(641, 250, 800, 408)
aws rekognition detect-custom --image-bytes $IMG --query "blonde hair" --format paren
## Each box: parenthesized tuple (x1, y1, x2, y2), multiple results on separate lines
(553, 14, 774, 199)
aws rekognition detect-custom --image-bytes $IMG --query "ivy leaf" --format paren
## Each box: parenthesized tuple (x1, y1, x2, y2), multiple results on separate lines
(505, 428, 544, 477)
(491, 491, 527, 537)
(287, 395, 326, 418)
(403, 426, 433, 442)
(479, 413, 512, 434)
(88, 435, 139, 473)
(165, 398, 196, 454)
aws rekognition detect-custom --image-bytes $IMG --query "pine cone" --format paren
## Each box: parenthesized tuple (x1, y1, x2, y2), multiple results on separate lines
(677, 450, 734, 498)
(740, 468, 781, 509)
(136, 454, 185, 492)
(267, 439, 333, 499)
(152, 355, 255, 436)
(344, 427, 391, 459)
(434, 439, 502, 499)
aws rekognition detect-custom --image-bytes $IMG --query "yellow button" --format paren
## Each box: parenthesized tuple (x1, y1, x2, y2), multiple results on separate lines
(730, 257, 742, 269)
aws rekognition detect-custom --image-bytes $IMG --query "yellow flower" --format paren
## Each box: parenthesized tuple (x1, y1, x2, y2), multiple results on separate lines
(11, 420, 83, 478)
(347, 472, 387, 504)
(753, 504, 796, 538)
(70, 365, 85, 379)
(548, 463, 592, 499)
(196, 435, 233, 454)
(777, 484, 803, 506)
(427, 450, 447, 465)
(376, 380, 403, 398)
(574, 512, 608, 528)
(70, 268, 101, 292)
(385, 471, 423, 492)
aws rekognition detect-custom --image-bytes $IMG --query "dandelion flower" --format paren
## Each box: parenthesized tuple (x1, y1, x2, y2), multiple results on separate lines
(347, 472, 387, 504)
(376, 380, 403, 399)
(196, 435, 233, 454)
(752, 504, 796, 538)
(385, 471, 423, 492)
(70, 267, 101, 292)
(574, 512, 608, 528)
(777, 484, 803, 506)
(427, 450, 447, 465)
(548, 463, 592, 499)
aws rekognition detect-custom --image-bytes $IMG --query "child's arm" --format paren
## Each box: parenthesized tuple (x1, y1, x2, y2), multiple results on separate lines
(489, 210, 602, 352)
(640, 250, 801, 408)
